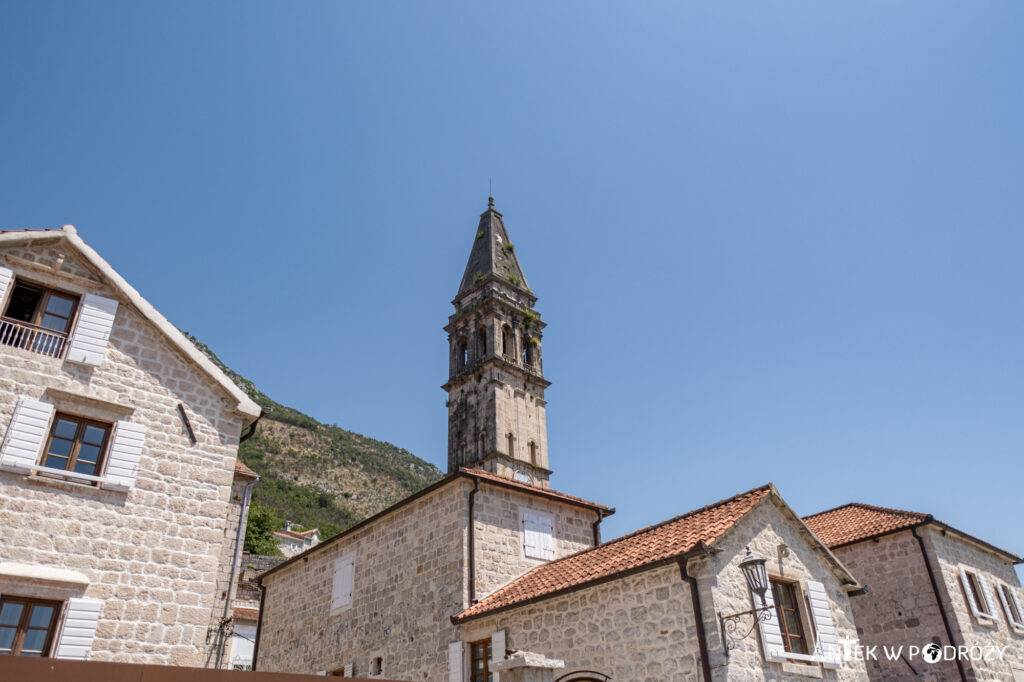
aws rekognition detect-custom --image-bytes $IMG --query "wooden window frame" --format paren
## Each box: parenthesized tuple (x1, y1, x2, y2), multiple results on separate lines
(40, 413, 112, 482)
(771, 578, 809, 655)
(469, 638, 492, 682)
(1000, 583, 1024, 626)
(0, 596, 61, 657)
(3, 280, 80, 335)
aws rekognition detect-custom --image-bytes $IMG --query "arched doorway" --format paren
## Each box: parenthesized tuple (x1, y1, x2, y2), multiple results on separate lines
(555, 673, 611, 682)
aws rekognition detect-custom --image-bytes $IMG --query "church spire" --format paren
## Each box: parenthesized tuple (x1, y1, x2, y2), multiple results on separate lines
(443, 199, 551, 488)
(456, 197, 530, 298)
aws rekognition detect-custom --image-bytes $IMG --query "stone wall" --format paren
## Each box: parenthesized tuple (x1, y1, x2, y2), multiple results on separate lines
(923, 526, 1024, 681)
(257, 481, 470, 679)
(472, 481, 597, 599)
(703, 500, 869, 682)
(0, 240, 250, 665)
(830, 530, 962, 681)
(458, 563, 704, 682)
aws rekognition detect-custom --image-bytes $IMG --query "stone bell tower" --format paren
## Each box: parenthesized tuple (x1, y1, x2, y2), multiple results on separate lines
(442, 197, 552, 488)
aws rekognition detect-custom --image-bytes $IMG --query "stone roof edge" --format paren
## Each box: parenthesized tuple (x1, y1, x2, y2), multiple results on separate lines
(758, 486, 863, 592)
(0, 227, 262, 421)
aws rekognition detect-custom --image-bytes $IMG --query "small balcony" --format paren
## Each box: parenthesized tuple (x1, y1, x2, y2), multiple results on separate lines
(0, 317, 69, 359)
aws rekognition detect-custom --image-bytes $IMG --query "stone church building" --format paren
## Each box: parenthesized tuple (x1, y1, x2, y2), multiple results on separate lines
(255, 201, 872, 681)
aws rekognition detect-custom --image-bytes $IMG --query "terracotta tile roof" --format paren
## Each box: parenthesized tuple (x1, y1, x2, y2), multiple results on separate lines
(455, 483, 773, 622)
(803, 503, 927, 548)
(234, 459, 258, 478)
(460, 467, 612, 512)
(804, 503, 1022, 562)
(273, 527, 319, 541)
(232, 607, 260, 622)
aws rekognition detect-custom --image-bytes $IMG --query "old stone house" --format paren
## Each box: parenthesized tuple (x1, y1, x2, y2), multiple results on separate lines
(230, 552, 286, 670)
(805, 504, 1024, 682)
(254, 201, 872, 681)
(0, 225, 263, 666)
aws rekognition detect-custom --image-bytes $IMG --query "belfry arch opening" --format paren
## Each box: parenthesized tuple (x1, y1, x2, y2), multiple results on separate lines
(501, 324, 513, 356)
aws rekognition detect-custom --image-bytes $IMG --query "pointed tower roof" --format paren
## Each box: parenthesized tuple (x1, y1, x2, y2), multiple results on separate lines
(457, 197, 530, 297)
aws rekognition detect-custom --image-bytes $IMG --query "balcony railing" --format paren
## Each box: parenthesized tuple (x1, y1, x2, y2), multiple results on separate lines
(0, 317, 68, 359)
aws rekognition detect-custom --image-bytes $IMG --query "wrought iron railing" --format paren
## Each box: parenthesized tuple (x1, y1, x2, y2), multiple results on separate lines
(0, 317, 68, 359)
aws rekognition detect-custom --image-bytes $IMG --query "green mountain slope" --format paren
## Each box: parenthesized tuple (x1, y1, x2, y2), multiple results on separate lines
(185, 334, 443, 540)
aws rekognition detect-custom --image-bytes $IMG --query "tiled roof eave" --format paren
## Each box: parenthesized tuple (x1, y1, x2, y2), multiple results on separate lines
(453, 542, 715, 624)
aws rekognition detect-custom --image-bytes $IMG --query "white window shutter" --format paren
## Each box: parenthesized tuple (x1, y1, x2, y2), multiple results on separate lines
(331, 555, 355, 612)
(491, 629, 506, 663)
(448, 641, 464, 682)
(0, 266, 13, 304)
(539, 513, 554, 560)
(343, 663, 353, 677)
(55, 598, 102, 660)
(65, 293, 118, 366)
(996, 584, 1020, 627)
(0, 399, 53, 473)
(522, 511, 540, 558)
(979, 575, 1000, 621)
(959, 567, 986, 619)
(757, 583, 787, 663)
(1011, 589, 1024, 628)
(101, 421, 147, 491)
(806, 580, 841, 669)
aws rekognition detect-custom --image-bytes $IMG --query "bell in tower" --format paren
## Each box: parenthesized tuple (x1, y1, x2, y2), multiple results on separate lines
(442, 197, 552, 488)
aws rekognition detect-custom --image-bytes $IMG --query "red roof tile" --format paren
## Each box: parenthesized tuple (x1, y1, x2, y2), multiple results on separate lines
(804, 503, 1021, 561)
(232, 607, 260, 622)
(803, 503, 926, 548)
(455, 484, 773, 622)
(234, 459, 258, 478)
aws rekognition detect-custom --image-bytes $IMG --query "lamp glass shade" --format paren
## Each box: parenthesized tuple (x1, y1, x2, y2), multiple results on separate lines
(739, 547, 769, 600)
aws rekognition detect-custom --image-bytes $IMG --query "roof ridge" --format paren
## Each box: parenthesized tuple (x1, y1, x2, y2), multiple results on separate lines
(804, 501, 928, 521)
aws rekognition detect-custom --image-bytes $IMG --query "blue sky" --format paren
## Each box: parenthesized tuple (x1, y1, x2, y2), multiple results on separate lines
(2, 2, 1022, 572)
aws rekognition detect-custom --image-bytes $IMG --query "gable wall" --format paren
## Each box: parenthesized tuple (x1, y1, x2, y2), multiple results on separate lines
(256, 481, 469, 679)
(472, 481, 599, 599)
(704, 500, 868, 681)
(830, 530, 962, 681)
(0, 240, 250, 665)
(457, 562, 703, 681)
(922, 526, 1024, 681)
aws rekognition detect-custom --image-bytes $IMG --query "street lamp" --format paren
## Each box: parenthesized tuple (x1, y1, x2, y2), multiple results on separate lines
(718, 547, 774, 658)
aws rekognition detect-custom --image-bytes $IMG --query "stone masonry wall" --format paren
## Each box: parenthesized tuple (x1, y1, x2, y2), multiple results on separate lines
(257, 481, 470, 679)
(459, 563, 705, 682)
(923, 526, 1024, 681)
(705, 500, 870, 682)
(472, 481, 597, 599)
(830, 531, 961, 682)
(0, 240, 250, 665)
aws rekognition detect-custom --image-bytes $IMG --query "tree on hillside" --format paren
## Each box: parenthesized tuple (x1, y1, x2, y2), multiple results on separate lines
(244, 501, 283, 556)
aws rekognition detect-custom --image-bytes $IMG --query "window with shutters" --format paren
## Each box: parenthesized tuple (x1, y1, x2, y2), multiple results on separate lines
(40, 414, 111, 484)
(0, 280, 79, 358)
(999, 583, 1024, 629)
(0, 596, 60, 657)
(960, 568, 995, 619)
(331, 554, 355, 615)
(469, 639, 492, 682)
(521, 508, 554, 561)
(770, 579, 808, 655)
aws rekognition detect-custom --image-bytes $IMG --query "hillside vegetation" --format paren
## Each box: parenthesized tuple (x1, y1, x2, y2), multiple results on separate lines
(186, 335, 443, 540)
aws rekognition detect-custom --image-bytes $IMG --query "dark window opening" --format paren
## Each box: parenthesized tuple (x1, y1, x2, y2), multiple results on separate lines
(506, 433, 514, 457)
(3, 282, 78, 334)
(371, 657, 382, 675)
(529, 441, 537, 466)
(524, 339, 536, 366)
(477, 327, 487, 358)
(470, 638, 492, 682)
(771, 579, 808, 654)
(479, 431, 487, 457)
(457, 338, 468, 369)
(501, 325, 513, 356)
(0, 596, 60, 657)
